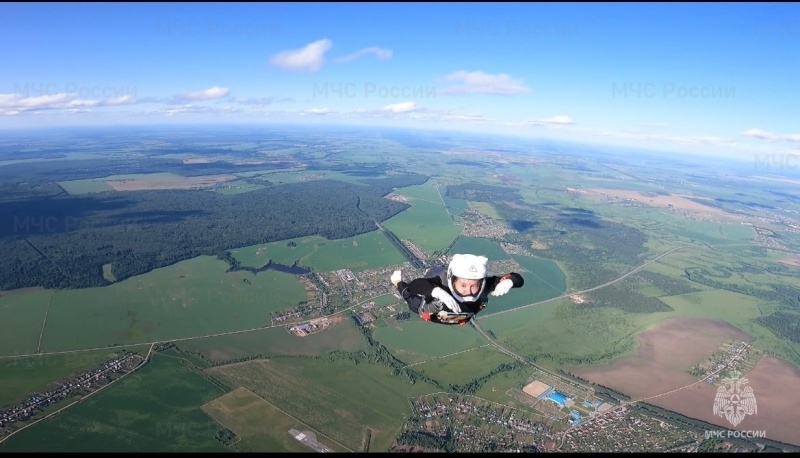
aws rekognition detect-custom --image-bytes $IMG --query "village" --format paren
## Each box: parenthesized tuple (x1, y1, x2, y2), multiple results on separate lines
(396, 393, 710, 452)
(689, 340, 760, 384)
(0, 352, 144, 437)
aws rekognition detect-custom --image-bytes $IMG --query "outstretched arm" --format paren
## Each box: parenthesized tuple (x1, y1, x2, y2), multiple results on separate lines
(487, 272, 524, 296)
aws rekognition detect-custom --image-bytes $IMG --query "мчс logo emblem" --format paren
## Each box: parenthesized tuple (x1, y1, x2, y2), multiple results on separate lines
(712, 371, 757, 427)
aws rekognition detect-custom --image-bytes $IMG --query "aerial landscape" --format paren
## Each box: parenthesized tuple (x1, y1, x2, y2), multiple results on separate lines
(2, 2, 799, 453)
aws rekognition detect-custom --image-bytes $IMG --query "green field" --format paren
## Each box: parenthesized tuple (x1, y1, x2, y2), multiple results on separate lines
(478, 264, 797, 369)
(0, 288, 52, 356)
(511, 254, 568, 298)
(392, 183, 443, 203)
(57, 172, 190, 195)
(202, 387, 342, 452)
(448, 236, 511, 261)
(35, 255, 307, 352)
(382, 187, 461, 256)
(442, 195, 469, 216)
(372, 293, 399, 307)
(232, 231, 404, 273)
(210, 180, 266, 194)
(481, 296, 648, 368)
(469, 201, 501, 219)
(207, 357, 436, 452)
(231, 235, 325, 268)
(301, 231, 405, 272)
(0, 345, 150, 408)
(410, 344, 517, 388)
(0, 350, 229, 452)
(373, 319, 485, 364)
(233, 167, 308, 178)
(176, 319, 370, 363)
(57, 178, 114, 194)
(660, 220, 757, 244)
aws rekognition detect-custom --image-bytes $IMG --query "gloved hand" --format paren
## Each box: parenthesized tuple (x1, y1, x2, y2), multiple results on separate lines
(391, 270, 402, 287)
(431, 287, 461, 313)
(490, 279, 514, 297)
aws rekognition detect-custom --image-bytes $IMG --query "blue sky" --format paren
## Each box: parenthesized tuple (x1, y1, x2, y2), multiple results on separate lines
(1, 2, 798, 158)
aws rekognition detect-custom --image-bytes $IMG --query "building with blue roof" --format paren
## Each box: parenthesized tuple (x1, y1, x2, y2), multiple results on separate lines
(547, 390, 568, 407)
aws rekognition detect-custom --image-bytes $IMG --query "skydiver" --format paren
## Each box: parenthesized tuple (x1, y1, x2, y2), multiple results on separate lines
(390, 253, 525, 325)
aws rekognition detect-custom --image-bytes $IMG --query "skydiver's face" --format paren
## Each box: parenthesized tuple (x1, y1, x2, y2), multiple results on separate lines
(453, 277, 483, 297)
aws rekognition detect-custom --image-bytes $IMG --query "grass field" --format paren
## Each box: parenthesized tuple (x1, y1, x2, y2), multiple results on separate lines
(38, 255, 307, 352)
(56, 178, 114, 194)
(381, 193, 462, 256)
(657, 289, 800, 362)
(373, 319, 485, 364)
(511, 254, 568, 298)
(391, 183, 443, 203)
(175, 319, 370, 363)
(202, 386, 343, 452)
(231, 235, 325, 268)
(469, 201, 502, 219)
(232, 231, 405, 273)
(301, 230, 405, 272)
(0, 345, 151, 408)
(372, 293, 400, 307)
(448, 236, 511, 261)
(233, 167, 308, 178)
(481, 298, 644, 368)
(0, 288, 52, 356)
(442, 195, 469, 216)
(210, 180, 266, 194)
(206, 357, 436, 452)
(0, 350, 229, 452)
(57, 172, 181, 195)
(660, 220, 757, 244)
(477, 261, 797, 370)
(410, 344, 517, 388)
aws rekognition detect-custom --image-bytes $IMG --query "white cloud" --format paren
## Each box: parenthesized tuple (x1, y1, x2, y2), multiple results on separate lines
(0, 92, 141, 115)
(437, 71, 530, 95)
(335, 46, 393, 63)
(309, 107, 331, 114)
(15, 93, 73, 108)
(382, 101, 417, 113)
(269, 39, 332, 72)
(742, 128, 800, 142)
(526, 115, 575, 127)
(66, 99, 100, 108)
(231, 96, 293, 106)
(158, 104, 238, 116)
(743, 128, 775, 140)
(105, 95, 136, 106)
(543, 115, 573, 124)
(176, 86, 230, 101)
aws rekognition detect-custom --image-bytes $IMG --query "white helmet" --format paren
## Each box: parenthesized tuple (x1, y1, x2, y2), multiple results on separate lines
(447, 254, 488, 302)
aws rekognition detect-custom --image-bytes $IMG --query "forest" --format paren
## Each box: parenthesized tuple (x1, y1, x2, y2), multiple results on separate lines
(0, 173, 428, 290)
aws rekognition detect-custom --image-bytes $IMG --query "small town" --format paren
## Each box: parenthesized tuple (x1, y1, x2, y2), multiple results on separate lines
(395, 392, 781, 453)
(689, 340, 759, 383)
(0, 352, 144, 437)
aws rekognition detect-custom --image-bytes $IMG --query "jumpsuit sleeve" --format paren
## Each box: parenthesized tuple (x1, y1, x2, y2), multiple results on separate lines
(396, 277, 443, 314)
(484, 273, 525, 293)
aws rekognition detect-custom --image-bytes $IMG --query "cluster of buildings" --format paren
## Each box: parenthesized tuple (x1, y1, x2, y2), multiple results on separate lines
(1, 352, 143, 436)
(691, 340, 755, 383)
(286, 317, 333, 337)
(406, 395, 551, 452)
(459, 209, 514, 239)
